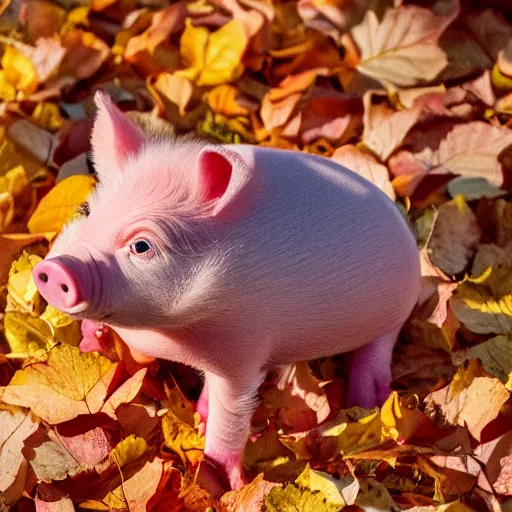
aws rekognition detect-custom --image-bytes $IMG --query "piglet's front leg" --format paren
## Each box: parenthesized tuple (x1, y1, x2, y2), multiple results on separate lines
(201, 371, 265, 490)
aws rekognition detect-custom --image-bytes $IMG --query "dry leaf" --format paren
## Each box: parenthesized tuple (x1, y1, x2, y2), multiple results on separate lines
(350, 2, 458, 89)
(35, 497, 75, 512)
(453, 335, 512, 384)
(177, 19, 247, 86)
(362, 91, 420, 161)
(27, 174, 95, 233)
(331, 144, 395, 200)
(0, 343, 116, 423)
(428, 195, 482, 276)
(450, 266, 512, 335)
(219, 473, 280, 512)
(425, 360, 510, 440)
(0, 406, 39, 493)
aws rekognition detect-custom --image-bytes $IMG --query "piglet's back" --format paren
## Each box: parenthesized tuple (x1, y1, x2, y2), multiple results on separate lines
(214, 145, 421, 363)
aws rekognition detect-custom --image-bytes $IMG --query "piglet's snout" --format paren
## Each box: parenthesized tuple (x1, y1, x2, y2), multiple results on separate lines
(34, 259, 83, 311)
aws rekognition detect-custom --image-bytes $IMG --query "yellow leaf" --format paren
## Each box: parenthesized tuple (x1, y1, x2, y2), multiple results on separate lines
(3, 311, 54, 356)
(27, 174, 95, 233)
(31, 102, 64, 132)
(0, 126, 50, 183)
(450, 266, 512, 334)
(337, 411, 382, 456)
(425, 360, 510, 440)
(0, 165, 31, 232)
(264, 482, 342, 512)
(0, 165, 29, 197)
(0, 343, 115, 424)
(198, 20, 246, 86)
(380, 391, 428, 444)
(0, 192, 14, 232)
(1, 46, 38, 95)
(162, 387, 204, 466)
(295, 464, 346, 507)
(176, 19, 209, 82)
(40, 304, 82, 347)
(0, 233, 54, 286)
(492, 62, 512, 91)
(0, 70, 16, 101)
(6, 253, 45, 315)
(207, 85, 250, 117)
(109, 434, 149, 468)
(61, 6, 90, 35)
(176, 19, 247, 87)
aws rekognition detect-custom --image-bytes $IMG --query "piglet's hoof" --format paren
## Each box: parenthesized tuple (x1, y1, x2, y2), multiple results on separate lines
(196, 457, 229, 499)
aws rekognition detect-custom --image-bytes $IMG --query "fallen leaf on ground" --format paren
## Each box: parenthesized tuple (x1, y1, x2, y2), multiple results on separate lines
(27, 175, 95, 233)
(0, 343, 116, 423)
(428, 195, 482, 276)
(349, 2, 458, 89)
(332, 144, 395, 200)
(425, 360, 510, 440)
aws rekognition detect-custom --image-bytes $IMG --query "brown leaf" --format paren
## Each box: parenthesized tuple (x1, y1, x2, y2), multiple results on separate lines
(284, 89, 362, 145)
(79, 458, 182, 511)
(261, 92, 302, 132)
(101, 368, 147, 419)
(276, 362, 331, 425)
(391, 122, 512, 195)
(219, 473, 280, 512)
(298, 0, 393, 40)
(362, 91, 420, 162)
(464, 8, 512, 61)
(408, 279, 460, 353)
(124, 1, 186, 64)
(416, 456, 478, 502)
(331, 144, 395, 200)
(16, 37, 66, 83)
(21, 0, 65, 42)
(437, 25, 493, 83)
(350, 2, 458, 89)
(7, 120, 56, 165)
(428, 195, 482, 276)
(60, 30, 110, 81)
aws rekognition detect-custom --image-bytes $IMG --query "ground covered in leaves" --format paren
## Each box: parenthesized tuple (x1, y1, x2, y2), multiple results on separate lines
(0, 0, 512, 510)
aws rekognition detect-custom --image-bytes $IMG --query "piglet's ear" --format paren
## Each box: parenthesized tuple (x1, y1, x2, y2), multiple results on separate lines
(197, 150, 232, 200)
(91, 91, 144, 178)
(195, 146, 250, 215)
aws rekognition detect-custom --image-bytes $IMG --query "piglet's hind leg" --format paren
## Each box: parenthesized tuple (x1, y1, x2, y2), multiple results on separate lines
(202, 371, 264, 490)
(346, 328, 401, 409)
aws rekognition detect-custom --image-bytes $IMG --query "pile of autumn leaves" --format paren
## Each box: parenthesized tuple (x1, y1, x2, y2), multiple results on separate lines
(1, 0, 512, 509)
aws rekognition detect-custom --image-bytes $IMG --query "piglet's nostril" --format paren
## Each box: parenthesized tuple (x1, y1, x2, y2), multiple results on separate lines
(39, 272, 49, 283)
(61, 284, 69, 293)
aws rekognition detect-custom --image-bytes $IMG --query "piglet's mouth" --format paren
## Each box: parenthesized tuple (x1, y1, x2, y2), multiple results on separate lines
(66, 308, 113, 322)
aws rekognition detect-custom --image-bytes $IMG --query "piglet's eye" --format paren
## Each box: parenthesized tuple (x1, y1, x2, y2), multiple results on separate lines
(130, 239, 152, 254)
